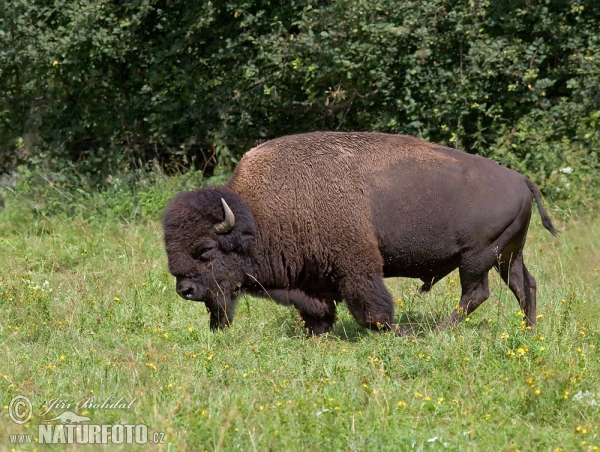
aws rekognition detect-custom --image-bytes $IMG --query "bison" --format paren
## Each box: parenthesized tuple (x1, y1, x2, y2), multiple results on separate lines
(163, 132, 557, 335)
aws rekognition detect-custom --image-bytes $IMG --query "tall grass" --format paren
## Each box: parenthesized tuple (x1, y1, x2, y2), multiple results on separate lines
(0, 176, 599, 450)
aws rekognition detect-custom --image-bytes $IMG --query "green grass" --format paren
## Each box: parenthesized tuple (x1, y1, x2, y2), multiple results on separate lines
(1, 196, 599, 450)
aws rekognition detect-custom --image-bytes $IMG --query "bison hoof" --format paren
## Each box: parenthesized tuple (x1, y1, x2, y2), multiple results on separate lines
(306, 324, 334, 336)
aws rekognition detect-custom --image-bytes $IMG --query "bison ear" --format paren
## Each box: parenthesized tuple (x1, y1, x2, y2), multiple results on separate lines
(218, 232, 254, 253)
(238, 232, 255, 252)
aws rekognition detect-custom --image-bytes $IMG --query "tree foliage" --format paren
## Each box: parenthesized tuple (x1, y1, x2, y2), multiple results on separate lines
(1, 0, 599, 202)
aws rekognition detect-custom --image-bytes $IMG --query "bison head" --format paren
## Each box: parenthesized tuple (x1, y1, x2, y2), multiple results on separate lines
(163, 187, 256, 329)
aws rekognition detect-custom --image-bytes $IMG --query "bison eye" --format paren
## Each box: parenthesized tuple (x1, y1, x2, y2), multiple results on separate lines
(191, 246, 215, 261)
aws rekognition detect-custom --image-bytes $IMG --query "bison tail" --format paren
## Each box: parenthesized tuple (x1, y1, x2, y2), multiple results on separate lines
(525, 178, 559, 236)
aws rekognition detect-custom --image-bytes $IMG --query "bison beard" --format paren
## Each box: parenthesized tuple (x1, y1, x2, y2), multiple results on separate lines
(163, 132, 558, 336)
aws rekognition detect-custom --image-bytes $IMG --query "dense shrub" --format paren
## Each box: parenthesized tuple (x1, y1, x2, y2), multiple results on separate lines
(0, 159, 235, 229)
(1, 0, 598, 206)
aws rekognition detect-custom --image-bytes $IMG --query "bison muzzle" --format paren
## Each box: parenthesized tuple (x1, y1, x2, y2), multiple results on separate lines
(163, 132, 557, 335)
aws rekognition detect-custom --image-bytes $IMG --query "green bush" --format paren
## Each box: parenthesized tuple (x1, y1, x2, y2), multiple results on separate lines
(1, 0, 598, 207)
(0, 160, 211, 230)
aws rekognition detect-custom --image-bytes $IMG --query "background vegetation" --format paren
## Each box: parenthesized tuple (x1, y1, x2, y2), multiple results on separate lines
(1, 0, 599, 208)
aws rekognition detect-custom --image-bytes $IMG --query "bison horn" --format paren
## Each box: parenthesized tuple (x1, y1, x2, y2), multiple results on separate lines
(214, 198, 235, 234)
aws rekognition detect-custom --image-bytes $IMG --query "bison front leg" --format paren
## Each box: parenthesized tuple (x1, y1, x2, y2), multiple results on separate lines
(298, 303, 337, 336)
(340, 274, 396, 332)
(270, 289, 337, 336)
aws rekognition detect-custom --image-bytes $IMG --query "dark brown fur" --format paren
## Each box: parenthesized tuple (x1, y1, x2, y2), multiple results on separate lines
(163, 132, 557, 334)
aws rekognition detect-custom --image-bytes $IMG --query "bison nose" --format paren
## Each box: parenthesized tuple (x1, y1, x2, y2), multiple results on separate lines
(176, 280, 205, 301)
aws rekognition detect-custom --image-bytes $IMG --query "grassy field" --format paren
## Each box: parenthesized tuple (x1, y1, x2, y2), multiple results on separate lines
(1, 192, 599, 450)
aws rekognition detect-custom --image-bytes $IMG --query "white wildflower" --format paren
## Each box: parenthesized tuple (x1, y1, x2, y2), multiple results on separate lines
(573, 391, 599, 407)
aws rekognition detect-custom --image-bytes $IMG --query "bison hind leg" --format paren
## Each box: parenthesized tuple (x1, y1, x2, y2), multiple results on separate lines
(495, 253, 537, 333)
(437, 271, 490, 331)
